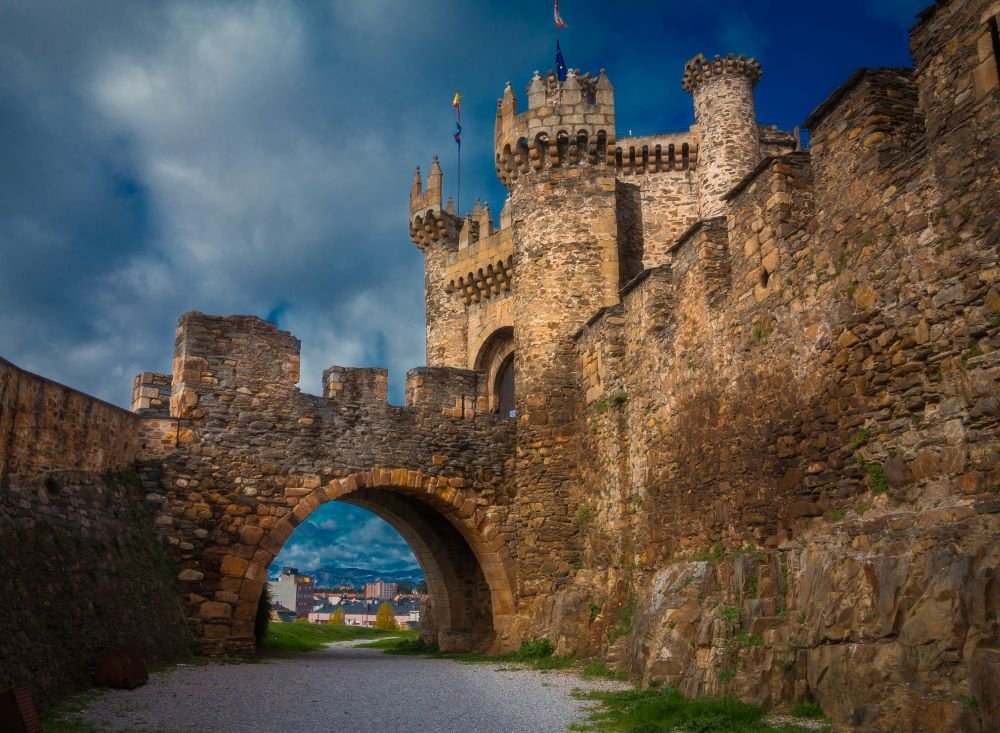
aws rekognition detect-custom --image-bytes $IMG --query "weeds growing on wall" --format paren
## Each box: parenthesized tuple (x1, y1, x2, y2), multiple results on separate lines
(569, 686, 828, 732)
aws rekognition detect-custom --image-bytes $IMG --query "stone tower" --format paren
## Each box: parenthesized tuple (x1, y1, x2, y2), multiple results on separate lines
(409, 56, 795, 631)
(409, 156, 464, 366)
(683, 54, 763, 218)
(493, 69, 621, 599)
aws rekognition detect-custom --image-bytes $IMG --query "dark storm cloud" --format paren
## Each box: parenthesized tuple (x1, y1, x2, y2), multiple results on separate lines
(1, 0, 923, 405)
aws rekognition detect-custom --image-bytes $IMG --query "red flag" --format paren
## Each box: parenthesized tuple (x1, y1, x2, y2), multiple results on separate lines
(554, 0, 567, 29)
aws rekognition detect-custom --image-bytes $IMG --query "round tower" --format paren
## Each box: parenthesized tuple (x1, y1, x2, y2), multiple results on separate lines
(682, 53, 763, 218)
(494, 69, 619, 604)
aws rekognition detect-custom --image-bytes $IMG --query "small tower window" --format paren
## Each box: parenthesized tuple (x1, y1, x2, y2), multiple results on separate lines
(495, 354, 515, 419)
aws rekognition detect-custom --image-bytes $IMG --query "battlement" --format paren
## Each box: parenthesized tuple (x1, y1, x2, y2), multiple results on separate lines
(612, 134, 699, 176)
(131, 371, 171, 415)
(681, 53, 762, 94)
(322, 366, 388, 404)
(405, 367, 481, 418)
(409, 155, 462, 251)
(445, 227, 514, 306)
(494, 69, 616, 185)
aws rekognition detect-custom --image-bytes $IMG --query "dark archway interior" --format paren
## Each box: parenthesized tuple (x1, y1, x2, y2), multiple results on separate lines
(340, 489, 495, 652)
(495, 354, 515, 418)
(475, 326, 515, 417)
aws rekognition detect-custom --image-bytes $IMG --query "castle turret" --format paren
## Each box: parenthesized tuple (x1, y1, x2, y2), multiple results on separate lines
(493, 71, 620, 601)
(495, 68, 617, 188)
(683, 54, 763, 218)
(409, 155, 466, 366)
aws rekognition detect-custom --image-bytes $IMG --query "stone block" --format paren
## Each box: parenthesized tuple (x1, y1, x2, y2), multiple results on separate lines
(198, 601, 233, 621)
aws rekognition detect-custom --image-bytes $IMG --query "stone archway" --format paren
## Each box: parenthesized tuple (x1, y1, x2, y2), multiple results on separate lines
(474, 326, 515, 416)
(218, 468, 516, 655)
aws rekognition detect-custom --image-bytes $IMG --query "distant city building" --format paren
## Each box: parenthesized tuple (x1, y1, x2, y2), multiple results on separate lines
(268, 567, 316, 618)
(307, 599, 419, 628)
(364, 579, 397, 600)
(270, 602, 297, 624)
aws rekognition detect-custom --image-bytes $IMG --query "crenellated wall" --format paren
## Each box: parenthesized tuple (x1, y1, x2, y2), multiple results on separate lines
(142, 312, 518, 655)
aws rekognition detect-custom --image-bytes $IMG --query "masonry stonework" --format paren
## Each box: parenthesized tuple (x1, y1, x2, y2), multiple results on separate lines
(0, 359, 191, 703)
(1, 0, 998, 729)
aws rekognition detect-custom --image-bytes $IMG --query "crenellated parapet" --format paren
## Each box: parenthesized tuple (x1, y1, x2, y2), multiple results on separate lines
(612, 134, 699, 176)
(322, 366, 388, 405)
(445, 226, 514, 306)
(405, 366, 482, 418)
(681, 53, 762, 93)
(409, 156, 461, 251)
(494, 69, 617, 185)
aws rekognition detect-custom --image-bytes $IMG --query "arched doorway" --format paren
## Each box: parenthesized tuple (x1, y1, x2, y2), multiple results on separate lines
(474, 327, 515, 418)
(239, 469, 516, 654)
(494, 354, 515, 419)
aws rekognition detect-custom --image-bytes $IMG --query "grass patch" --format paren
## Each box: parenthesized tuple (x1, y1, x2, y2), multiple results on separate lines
(720, 606, 741, 629)
(608, 602, 635, 642)
(856, 455, 889, 495)
(570, 687, 822, 732)
(582, 660, 629, 681)
(362, 635, 582, 672)
(355, 629, 422, 652)
(262, 622, 406, 655)
(788, 698, 826, 719)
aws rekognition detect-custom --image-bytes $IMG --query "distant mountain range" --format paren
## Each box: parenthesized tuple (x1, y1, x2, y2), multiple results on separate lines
(270, 564, 425, 588)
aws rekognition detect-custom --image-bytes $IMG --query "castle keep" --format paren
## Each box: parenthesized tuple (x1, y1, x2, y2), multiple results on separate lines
(1, 1, 998, 730)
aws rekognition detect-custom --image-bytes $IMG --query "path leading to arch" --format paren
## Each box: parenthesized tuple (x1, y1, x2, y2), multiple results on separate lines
(73, 644, 627, 732)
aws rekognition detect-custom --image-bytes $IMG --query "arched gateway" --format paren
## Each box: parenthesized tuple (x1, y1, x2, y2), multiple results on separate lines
(136, 313, 517, 655)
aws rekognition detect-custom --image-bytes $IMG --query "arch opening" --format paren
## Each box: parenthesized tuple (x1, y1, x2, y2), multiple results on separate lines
(474, 326, 515, 418)
(246, 470, 516, 655)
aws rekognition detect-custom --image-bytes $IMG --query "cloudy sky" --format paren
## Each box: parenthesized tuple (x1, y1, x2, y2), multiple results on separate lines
(272, 502, 422, 576)
(1, 0, 926, 574)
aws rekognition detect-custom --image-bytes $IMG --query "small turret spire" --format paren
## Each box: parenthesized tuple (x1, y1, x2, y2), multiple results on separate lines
(410, 166, 422, 200)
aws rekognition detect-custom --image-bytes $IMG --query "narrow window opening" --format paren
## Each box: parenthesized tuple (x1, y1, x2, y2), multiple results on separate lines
(760, 268, 770, 288)
(990, 16, 1000, 81)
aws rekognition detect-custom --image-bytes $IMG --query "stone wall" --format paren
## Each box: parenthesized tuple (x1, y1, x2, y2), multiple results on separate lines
(0, 358, 190, 704)
(615, 163, 700, 274)
(559, 2, 1000, 728)
(0, 357, 139, 482)
(144, 312, 518, 654)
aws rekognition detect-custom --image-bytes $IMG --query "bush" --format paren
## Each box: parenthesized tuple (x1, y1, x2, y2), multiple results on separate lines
(254, 585, 271, 645)
(328, 607, 345, 625)
(514, 638, 554, 660)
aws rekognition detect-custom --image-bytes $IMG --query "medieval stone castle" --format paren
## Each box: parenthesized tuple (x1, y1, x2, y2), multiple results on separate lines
(1, 1, 998, 730)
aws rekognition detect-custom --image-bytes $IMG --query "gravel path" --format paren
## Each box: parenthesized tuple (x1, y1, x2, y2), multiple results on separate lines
(74, 641, 628, 732)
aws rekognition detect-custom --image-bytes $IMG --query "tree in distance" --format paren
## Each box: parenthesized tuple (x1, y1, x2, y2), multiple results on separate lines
(373, 602, 398, 630)
(328, 607, 345, 625)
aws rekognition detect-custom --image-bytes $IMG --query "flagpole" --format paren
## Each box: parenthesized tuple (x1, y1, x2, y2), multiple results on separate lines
(453, 92, 462, 216)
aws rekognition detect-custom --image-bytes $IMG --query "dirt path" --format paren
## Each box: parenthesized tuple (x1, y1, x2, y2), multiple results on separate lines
(73, 642, 626, 732)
